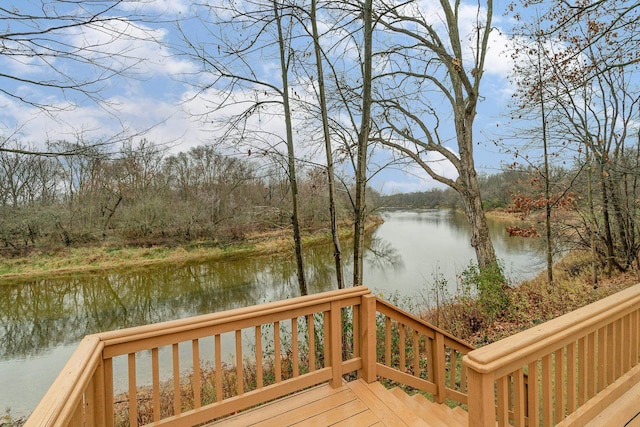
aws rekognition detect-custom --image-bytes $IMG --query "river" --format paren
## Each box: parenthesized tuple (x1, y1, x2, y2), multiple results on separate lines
(0, 209, 545, 418)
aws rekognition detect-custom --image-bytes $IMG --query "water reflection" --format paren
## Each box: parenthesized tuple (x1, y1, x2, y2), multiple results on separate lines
(0, 209, 544, 416)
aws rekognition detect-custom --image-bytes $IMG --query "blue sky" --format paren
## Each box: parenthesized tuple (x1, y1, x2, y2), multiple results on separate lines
(1, 0, 524, 194)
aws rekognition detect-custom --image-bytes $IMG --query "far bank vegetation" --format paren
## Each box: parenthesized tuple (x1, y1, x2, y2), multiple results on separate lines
(0, 140, 379, 257)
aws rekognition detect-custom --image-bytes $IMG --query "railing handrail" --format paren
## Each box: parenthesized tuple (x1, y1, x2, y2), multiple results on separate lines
(464, 283, 640, 377)
(99, 285, 369, 343)
(99, 286, 369, 358)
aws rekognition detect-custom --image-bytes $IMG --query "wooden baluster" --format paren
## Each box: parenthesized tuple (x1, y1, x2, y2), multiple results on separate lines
(255, 326, 263, 388)
(413, 331, 420, 378)
(192, 339, 201, 408)
(307, 314, 315, 372)
(292, 317, 299, 377)
(554, 348, 565, 423)
(623, 314, 631, 372)
(587, 332, 596, 399)
(385, 316, 391, 367)
(607, 323, 615, 384)
(527, 361, 540, 427)
(496, 376, 509, 426)
(128, 353, 137, 427)
(616, 318, 624, 379)
(542, 354, 553, 425)
(514, 368, 526, 427)
(447, 349, 454, 390)
(508, 374, 513, 421)
(353, 305, 360, 358)
(631, 310, 639, 365)
(275, 321, 282, 382)
(236, 330, 243, 394)
(566, 341, 576, 413)
(399, 324, 406, 371)
(577, 337, 586, 405)
(173, 343, 181, 415)
(324, 311, 331, 370)
(434, 332, 446, 403)
(598, 326, 607, 392)
(215, 334, 222, 402)
(152, 348, 160, 421)
(426, 337, 434, 382)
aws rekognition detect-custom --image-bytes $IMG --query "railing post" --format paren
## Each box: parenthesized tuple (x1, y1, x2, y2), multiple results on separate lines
(91, 357, 106, 427)
(360, 294, 377, 383)
(330, 300, 342, 387)
(433, 332, 447, 403)
(466, 366, 496, 427)
(104, 357, 114, 427)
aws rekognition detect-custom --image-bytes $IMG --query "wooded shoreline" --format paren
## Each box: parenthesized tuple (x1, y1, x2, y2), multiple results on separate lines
(0, 217, 383, 283)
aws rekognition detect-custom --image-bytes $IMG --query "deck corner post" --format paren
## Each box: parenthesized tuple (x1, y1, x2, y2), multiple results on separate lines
(465, 363, 495, 427)
(360, 294, 377, 383)
(92, 355, 106, 426)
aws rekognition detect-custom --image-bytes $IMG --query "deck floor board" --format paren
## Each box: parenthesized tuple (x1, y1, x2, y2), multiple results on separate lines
(207, 379, 437, 426)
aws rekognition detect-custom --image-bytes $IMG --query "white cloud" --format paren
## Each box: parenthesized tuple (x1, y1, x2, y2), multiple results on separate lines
(67, 20, 196, 80)
(119, 0, 190, 15)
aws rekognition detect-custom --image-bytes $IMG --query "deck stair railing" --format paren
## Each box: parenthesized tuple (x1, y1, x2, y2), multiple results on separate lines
(464, 283, 640, 426)
(28, 283, 640, 427)
(26, 286, 473, 427)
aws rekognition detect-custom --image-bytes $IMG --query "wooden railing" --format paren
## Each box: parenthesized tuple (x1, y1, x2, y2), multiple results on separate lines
(26, 286, 473, 427)
(464, 283, 640, 426)
(364, 296, 474, 404)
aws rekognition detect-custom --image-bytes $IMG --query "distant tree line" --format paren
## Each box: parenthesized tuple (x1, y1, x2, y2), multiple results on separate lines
(0, 139, 357, 253)
(379, 169, 526, 210)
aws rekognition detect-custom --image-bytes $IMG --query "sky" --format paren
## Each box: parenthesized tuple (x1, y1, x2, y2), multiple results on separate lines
(0, 0, 524, 195)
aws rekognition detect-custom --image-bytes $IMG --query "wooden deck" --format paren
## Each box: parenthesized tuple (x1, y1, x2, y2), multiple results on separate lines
(209, 379, 467, 427)
(27, 285, 640, 427)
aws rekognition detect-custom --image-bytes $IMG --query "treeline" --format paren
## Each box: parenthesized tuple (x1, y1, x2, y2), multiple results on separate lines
(0, 140, 357, 253)
(379, 169, 524, 210)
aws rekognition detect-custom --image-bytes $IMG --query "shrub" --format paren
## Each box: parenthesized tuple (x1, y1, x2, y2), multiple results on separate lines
(459, 262, 510, 323)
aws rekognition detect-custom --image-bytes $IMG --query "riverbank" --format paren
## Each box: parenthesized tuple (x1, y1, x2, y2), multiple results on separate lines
(421, 251, 640, 347)
(0, 217, 384, 283)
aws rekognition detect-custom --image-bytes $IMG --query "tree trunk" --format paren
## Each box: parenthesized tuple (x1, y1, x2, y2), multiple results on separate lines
(456, 87, 499, 273)
(274, 0, 307, 295)
(353, 0, 373, 287)
(459, 173, 498, 271)
(598, 161, 616, 274)
(311, 0, 343, 289)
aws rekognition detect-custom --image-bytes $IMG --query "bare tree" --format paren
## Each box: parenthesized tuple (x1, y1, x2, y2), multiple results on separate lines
(353, 0, 374, 286)
(177, 0, 309, 294)
(0, 1, 157, 110)
(509, 0, 640, 274)
(374, 0, 500, 273)
(1, 1, 165, 155)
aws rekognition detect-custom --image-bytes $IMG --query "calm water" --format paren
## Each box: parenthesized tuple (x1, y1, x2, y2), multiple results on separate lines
(0, 209, 545, 417)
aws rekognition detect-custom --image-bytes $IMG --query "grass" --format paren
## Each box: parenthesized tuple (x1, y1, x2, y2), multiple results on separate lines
(0, 218, 383, 283)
